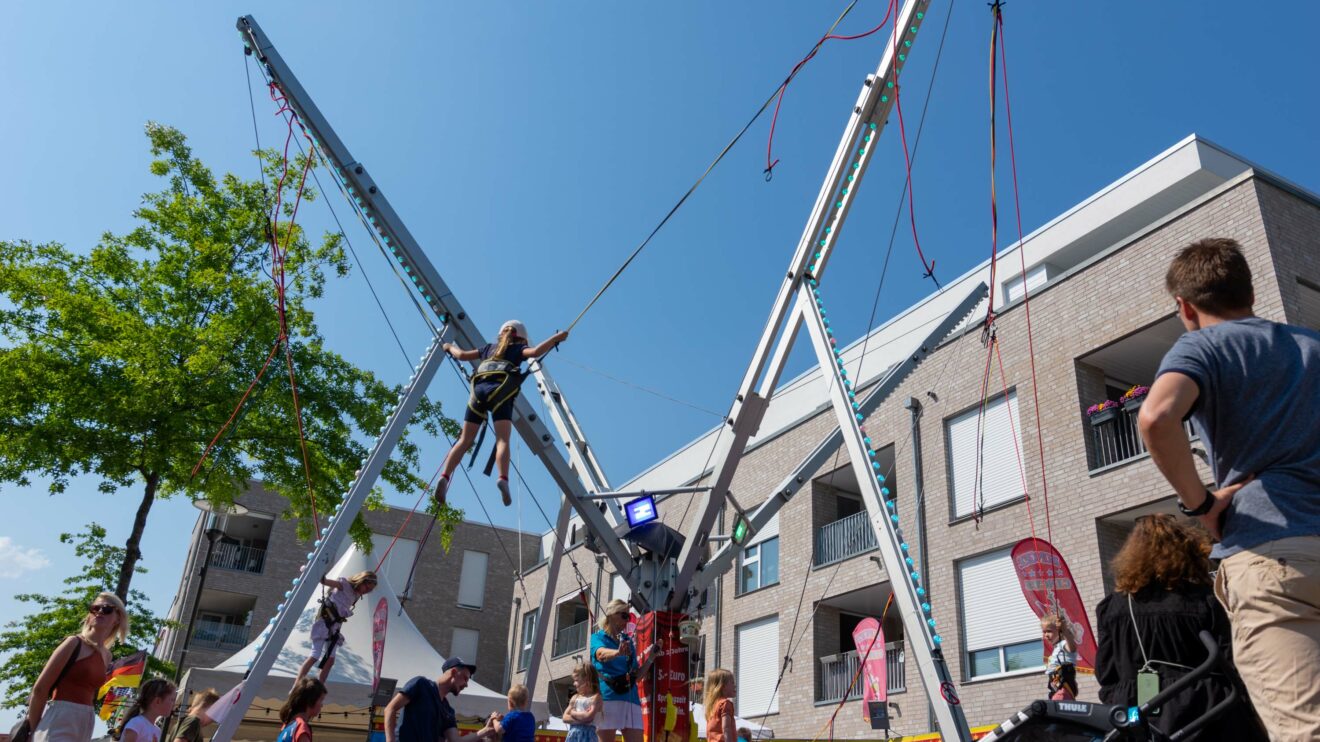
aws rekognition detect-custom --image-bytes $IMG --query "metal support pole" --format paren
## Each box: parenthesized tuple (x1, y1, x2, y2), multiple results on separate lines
(669, 0, 933, 609)
(905, 396, 935, 730)
(210, 336, 447, 742)
(175, 525, 224, 682)
(524, 500, 573, 696)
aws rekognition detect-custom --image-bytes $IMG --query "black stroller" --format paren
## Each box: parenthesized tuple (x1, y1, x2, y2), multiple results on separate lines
(978, 632, 1244, 741)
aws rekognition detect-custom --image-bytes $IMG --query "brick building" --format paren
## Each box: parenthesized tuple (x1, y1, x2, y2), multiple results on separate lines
(505, 134, 1320, 738)
(157, 483, 541, 690)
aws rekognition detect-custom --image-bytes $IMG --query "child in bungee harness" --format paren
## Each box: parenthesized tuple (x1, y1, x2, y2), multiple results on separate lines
(433, 320, 568, 507)
(295, 570, 378, 686)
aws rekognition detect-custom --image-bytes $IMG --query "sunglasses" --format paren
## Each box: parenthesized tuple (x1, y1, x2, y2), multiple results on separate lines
(88, 604, 118, 616)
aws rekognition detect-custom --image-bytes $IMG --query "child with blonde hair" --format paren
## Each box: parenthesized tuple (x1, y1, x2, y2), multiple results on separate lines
(296, 571, 377, 685)
(1041, 613, 1079, 700)
(433, 321, 568, 507)
(702, 669, 735, 742)
(489, 684, 535, 742)
(562, 665, 601, 742)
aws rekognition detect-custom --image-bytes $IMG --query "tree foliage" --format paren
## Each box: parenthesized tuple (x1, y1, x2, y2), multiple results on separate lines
(0, 524, 173, 710)
(0, 123, 461, 600)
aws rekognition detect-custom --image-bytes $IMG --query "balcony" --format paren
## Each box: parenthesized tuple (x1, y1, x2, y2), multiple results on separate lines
(817, 642, 907, 703)
(192, 619, 250, 650)
(553, 620, 589, 658)
(813, 511, 878, 567)
(209, 542, 266, 574)
(1089, 403, 1196, 471)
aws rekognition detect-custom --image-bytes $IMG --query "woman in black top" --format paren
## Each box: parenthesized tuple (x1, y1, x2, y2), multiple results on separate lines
(1095, 514, 1265, 740)
(431, 320, 567, 506)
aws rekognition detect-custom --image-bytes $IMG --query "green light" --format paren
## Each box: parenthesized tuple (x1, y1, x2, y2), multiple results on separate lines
(858, 148, 866, 155)
(887, 80, 894, 88)
(853, 163, 860, 169)
(916, 11, 924, 19)
(842, 188, 849, 195)
(732, 518, 749, 545)
(904, 40, 912, 47)
(870, 123, 877, 130)
(836, 201, 843, 208)
(910, 26, 917, 34)
(881, 95, 889, 103)
(899, 54, 906, 62)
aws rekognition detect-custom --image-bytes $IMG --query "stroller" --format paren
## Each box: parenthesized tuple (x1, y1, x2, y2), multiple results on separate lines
(979, 632, 1243, 741)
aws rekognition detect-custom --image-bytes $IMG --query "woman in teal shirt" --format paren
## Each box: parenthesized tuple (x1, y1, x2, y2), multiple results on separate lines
(590, 600, 644, 742)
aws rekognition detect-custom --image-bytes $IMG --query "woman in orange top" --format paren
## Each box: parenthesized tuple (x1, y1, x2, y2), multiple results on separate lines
(702, 670, 736, 742)
(29, 591, 129, 742)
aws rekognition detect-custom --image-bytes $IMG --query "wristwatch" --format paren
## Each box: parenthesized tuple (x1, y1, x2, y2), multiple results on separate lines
(1178, 488, 1215, 517)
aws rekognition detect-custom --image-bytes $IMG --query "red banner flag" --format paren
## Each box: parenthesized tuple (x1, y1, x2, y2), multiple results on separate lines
(1010, 538, 1097, 670)
(636, 611, 690, 742)
(850, 618, 887, 718)
(371, 597, 389, 693)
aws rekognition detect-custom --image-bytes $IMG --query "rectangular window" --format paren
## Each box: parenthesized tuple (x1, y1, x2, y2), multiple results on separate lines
(334, 534, 419, 596)
(737, 514, 780, 595)
(457, 550, 489, 609)
(946, 390, 1025, 518)
(518, 609, 538, 672)
(736, 616, 779, 716)
(451, 627, 480, 664)
(959, 548, 1043, 679)
(612, 573, 632, 604)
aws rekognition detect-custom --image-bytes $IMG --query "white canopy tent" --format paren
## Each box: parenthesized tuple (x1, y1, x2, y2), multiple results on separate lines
(182, 546, 542, 739)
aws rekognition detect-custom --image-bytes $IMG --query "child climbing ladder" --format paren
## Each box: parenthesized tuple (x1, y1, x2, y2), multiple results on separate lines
(434, 320, 568, 506)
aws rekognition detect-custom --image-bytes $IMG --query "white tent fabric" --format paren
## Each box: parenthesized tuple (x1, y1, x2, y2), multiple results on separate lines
(185, 546, 541, 721)
(541, 703, 774, 739)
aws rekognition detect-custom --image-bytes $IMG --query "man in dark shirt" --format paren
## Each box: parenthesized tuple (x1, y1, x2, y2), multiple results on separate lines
(1140, 238, 1320, 739)
(384, 657, 496, 742)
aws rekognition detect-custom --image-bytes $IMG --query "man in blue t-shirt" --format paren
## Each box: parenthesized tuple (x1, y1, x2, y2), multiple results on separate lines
(1140, 237, 1320, 738)
(384, 657, 495, 742)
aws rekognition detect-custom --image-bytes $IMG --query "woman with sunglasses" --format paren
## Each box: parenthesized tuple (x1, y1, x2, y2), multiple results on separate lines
(27, 592, 129, 742)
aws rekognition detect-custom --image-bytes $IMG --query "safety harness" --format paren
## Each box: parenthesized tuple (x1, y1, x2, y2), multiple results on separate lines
(315, 584, 359, 668)
(464, 351, 533, 476)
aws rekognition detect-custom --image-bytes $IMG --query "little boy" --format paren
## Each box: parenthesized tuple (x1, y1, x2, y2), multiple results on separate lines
(490, 685, 535, 742)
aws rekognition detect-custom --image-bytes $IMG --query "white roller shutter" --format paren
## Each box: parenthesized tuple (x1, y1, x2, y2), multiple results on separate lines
(457, 550, 489, 609)
(747, 512, 779, 547)
(959, 549, 1038, 652)
(736, 616, 780, 716)
(612, 573, 631, 604)
(451, 627, 480, 664)
(947, 391, 1024, 518)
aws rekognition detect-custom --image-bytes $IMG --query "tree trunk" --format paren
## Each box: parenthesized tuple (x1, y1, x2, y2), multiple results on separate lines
(115, 473, 160, 601)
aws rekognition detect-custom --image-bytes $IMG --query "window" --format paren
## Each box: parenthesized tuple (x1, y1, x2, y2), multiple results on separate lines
(737, 514, 780, 595)
(451, 627, 480, 664)
(946, 390, 1025, 518)
(611, 573, 632, 604)
(518, 610, 538, 672)
(959, 548, 1042, 679)
(1003, 263, 1054, 303)
(736, 616, 780, 716)
(457, 550, 489, 609)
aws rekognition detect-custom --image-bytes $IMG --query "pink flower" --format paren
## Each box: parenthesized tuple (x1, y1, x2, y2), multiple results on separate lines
(1086, 400, 1118, 416)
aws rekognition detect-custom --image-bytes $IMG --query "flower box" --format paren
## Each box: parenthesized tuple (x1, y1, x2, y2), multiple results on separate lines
(1089, 406, 1120, 426)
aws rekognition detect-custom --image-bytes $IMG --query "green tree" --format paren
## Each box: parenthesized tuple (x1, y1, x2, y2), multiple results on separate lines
(0, 524, 174, 709)
(0, 123, 460, 601)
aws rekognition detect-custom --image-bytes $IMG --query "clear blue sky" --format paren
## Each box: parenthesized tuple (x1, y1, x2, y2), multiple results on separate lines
(2, 0, 1317, 658)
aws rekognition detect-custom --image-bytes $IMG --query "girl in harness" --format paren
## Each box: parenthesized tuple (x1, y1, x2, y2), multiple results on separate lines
(433, 320, 568, 506)
(294, 570, 377, 686)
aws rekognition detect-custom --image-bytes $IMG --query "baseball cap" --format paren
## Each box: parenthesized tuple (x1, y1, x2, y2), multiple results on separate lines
(443, 656, 477, 675)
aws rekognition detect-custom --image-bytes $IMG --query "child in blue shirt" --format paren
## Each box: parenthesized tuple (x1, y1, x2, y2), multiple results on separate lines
(491, 684, 535, 742)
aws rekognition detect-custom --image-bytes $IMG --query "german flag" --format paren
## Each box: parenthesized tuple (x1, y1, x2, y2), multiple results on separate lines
(97, 650, 147, 721)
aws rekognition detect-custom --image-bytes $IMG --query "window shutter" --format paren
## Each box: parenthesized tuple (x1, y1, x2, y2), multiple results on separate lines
(947, 391, 1024, 518)
(959, 549, 1038, 652)
(457, 550, 489, 609)
(747, 513, 780, 547)
(736, 616, 780, 716)
(451, 627, 480, 664)
(612, 573, 631, 604)
(335, 535, 419, 595)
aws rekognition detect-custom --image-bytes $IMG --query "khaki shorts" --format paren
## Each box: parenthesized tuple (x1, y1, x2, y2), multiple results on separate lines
(33, 700, 95, 742)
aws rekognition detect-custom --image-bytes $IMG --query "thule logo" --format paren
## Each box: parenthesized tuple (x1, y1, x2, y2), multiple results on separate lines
(1057, 702, 1090, 714)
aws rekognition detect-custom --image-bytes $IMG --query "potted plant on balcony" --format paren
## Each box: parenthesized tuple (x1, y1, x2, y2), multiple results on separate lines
(1120, 385, 1150, 414)
(1087, 399, 1120, 426)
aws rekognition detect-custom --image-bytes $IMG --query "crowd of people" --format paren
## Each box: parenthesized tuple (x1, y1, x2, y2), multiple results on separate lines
(15, 238, 1318, 742)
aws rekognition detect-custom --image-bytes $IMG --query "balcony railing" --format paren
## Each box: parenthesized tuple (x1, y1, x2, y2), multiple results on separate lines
(817, 642, 906, 703)
(192, 620, 250, 650)
(813, 511, 878, 567)
(209, 542, 266, 574)
(553, 620, 589, 658)
(1089, 402, 1195, 471)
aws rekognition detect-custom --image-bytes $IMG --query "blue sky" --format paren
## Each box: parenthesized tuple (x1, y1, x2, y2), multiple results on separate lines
(2, 0, 1317, 662)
